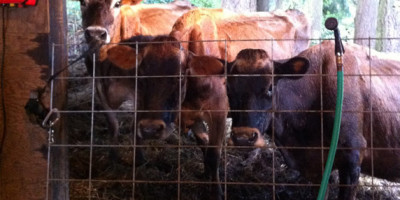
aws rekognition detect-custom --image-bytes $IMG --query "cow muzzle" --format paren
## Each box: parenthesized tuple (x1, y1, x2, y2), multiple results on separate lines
(138, 119, 168, 140)
(229, 127, 265, 147)
(84, 26, 110, 44)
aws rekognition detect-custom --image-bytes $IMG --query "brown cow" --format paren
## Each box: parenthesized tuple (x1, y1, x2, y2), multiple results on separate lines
(107, 36, 228, 200)
(92, 36, 154, 140)
(226, 41, 400, 199)
(80, 0, 193, 47)
(79, 0, 192, 139)
(170, 8, 310, 61)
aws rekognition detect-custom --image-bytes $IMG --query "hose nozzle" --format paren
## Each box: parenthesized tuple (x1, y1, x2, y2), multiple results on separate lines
(325, 17, 345, 56)
(325, 17, 338, 31)
(325, 17, 345, 71)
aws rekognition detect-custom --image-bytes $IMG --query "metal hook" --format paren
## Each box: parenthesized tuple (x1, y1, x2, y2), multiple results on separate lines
(42, 108, 60, 128)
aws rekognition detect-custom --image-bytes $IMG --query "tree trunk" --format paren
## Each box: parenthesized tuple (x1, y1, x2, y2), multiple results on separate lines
(256, 0, 269, 11)
(354, 0, 379, 48)
(259, 0, 321, 39)
(303, 0, 323, 39)
(221, 0, 257, 12)
(377, 0, 400, 52)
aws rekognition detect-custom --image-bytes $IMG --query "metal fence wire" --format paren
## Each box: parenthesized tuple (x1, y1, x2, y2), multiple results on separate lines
(46, 38, 400, 200)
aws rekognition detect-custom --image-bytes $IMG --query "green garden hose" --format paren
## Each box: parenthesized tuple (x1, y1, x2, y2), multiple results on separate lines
(317, 17, 345, 200)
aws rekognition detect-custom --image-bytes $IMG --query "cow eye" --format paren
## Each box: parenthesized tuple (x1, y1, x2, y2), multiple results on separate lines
(114, 0, 121, 8)
(265, 86, 273, 98)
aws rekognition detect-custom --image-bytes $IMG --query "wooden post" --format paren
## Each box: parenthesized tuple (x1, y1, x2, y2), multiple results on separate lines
(48, 0, 69, 199)
(0, 0, 68, 199)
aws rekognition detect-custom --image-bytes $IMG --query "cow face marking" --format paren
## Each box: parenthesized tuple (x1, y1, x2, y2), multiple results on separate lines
(112, 0, 122, 8)
(227, 49, 309, 147)
(133, 36, 187, 140)
(81, 0, 125, 46)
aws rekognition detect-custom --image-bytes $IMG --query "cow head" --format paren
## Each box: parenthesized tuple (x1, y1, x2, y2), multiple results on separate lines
(107, 36, 189, 140)
(227, 49, 309, 147)
(79, 0, 143, 46)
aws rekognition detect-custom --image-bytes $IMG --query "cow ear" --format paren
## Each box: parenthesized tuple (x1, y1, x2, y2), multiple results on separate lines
(274, 56, 309, 77)
(107, 45, 142, 70)
(123, 0, 142, 5)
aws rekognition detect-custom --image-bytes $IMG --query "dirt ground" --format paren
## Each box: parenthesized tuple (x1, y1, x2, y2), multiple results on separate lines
(64, 77, 400, 199)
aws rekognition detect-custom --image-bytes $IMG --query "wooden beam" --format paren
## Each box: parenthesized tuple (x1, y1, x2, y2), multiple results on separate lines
(0, 0, 68, 199)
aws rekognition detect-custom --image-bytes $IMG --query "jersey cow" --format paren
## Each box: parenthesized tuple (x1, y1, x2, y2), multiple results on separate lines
(79, 0, 192, 139)
(80, 0, 193, 47)
(107, 36, 228, 200)
(226, 41, 400, 199)
(170, 8, 310, 61)
(92, 36, 153, 140)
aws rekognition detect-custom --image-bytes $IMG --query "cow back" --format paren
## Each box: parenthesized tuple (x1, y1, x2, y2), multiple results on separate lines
(171, 8, 311, 61)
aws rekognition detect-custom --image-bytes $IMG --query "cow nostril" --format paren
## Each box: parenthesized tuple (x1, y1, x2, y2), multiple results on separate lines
(84, 30, 91, 40)
(156, 124, 164, 132)
(249, 132, 258, 142)
(100, 31, 107, 40)
(142, 127, 153, 134)
(230, 131, 236, 140)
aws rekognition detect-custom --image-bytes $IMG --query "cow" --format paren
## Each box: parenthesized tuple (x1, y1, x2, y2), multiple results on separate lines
(90, 36, 154, 141)
(79, 0, 192, 139)
(226, 41, 400, 199)
(107, 35, 228, 200)
(80, 0, 193, 47)
(170, 8, 310, 61)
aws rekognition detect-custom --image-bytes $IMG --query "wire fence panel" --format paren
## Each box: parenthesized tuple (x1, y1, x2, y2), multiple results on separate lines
(45, 38, 400, 200)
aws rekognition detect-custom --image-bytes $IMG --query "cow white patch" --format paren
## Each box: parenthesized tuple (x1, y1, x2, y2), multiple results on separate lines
(86, 26, 111, 43)
(110, 0, 121, 9)
(111, 0, 122, 20)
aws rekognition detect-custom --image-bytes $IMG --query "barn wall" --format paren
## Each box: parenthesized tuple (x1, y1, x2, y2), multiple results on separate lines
(0, 0, 68, 199)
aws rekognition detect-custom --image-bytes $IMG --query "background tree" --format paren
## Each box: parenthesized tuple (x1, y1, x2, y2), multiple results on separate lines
(144, 0, 221, 8)
(256, 0, 268, 11)
(376, 0, 400, 52)
(255, 0, 322, 41)
(302, 0, 323, 40)
(322, 0, 356, 39)
(76, 0, 399, 52)
(354, 0, 379, 48)
(221, 0, 256, 12)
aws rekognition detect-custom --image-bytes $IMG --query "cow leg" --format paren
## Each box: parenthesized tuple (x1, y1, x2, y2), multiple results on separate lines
(105, 111, 119, 140)
(191, 119, 223, 200)
(198, 113, 226, 200)
(192, 119, 209, 147)
(191, 120, 211, 177)
(96, 80, 121, 141)
(338, 150, 361, 200)
(204, 146, 222, 200)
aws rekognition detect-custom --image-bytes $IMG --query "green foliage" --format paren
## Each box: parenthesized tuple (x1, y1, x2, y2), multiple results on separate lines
(143, 0, 220, 8)
(190, 0, 220, 8)
(66, 1, 82, 37)
(143, 0, 174, 4)
(322, 0, 356, 39)
(66, 0, 359, 41)
(267, 0, 306, 11)
(323, 0, 351, 20)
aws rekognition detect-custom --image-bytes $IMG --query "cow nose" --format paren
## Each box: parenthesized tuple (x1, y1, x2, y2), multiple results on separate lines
(84, 27, 109, 43)
(138, 119, 167, 139)
(230, 127, 265, 147)
(231, 131, 257, 146)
